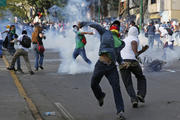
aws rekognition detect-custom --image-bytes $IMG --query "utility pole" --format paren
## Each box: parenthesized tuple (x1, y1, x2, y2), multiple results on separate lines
(98, 0, 101, 23)
(118, 0, 121, 17)
(140, 0, 143, 31)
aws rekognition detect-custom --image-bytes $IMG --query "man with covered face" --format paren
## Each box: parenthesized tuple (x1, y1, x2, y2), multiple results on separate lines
(120, 22, 148, 108)
(72, 25, 93, 64)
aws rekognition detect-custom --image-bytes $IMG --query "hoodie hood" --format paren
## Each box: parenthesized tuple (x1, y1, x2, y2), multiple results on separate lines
(128, 26, 138, 37)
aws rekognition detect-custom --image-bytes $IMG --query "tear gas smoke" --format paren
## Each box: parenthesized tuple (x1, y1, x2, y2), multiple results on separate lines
(44, 0, 100, 74)
(138, 32, 180, 67)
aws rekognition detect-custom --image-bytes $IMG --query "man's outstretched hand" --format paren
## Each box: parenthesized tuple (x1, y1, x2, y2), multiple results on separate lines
(142, 45, 149, 52)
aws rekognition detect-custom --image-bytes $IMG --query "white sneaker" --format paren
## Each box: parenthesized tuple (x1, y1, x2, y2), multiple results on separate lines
(117, 111, 126, 120)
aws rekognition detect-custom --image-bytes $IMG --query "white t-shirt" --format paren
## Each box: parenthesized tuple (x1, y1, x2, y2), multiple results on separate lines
(155, 24, 160, 34)
(17, 34, 29, 52)
(159, 27, 173, 45)
(121, 26, 139, 60)
(121, 36, 139, 60)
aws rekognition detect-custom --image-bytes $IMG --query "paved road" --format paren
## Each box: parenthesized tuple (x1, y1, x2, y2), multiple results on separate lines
(0, 56, 34, 120)
(1, 49, 180, 120)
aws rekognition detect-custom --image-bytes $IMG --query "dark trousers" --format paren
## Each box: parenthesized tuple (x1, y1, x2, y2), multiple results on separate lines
(73, 47, 91, 64)
(0, 40, 2, 56)
(91, 60, 124, 113)
(120, 60, 146, 102)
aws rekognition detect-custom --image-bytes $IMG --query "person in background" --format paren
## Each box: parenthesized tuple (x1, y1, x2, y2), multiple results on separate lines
(154, 21, 163, 48)
(0, 32, 3, 58)
(32, 25, 45, 71)
(146, 21, 156, 49)
(110, 20, 125, 65)
(6, 25, 22, 72)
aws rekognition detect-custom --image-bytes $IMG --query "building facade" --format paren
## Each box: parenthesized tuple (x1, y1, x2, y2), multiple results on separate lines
(148, 0, 180, 22)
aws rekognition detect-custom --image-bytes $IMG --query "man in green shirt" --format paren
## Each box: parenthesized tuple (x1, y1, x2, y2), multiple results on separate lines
(72, 25, 93, 64)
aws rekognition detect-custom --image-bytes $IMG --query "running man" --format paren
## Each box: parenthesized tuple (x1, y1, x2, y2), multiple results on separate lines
(78, 21, 125, 120)
(72, 25, 93, 64)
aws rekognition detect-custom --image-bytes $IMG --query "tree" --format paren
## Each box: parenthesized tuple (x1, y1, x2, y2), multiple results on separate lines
(0, 0, 68, 22)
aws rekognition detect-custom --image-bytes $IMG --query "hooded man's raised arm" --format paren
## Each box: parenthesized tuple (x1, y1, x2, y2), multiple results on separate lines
(79, 22, 106, 35)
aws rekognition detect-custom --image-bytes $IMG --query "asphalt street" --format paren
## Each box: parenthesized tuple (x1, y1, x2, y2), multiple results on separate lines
(1, 49, 180, 120)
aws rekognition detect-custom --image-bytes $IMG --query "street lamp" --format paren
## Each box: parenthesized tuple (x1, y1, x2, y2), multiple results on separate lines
(140, 0, 143, 31)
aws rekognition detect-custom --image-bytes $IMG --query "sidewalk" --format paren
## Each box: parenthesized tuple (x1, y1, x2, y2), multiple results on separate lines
(0, 58, 34, 120)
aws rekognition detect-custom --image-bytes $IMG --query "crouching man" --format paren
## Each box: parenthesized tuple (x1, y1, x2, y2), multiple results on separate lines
(7, 30, 34, 75)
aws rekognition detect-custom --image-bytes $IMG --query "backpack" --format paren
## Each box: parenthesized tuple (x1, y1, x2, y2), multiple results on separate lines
(3, 35, 8, 48)
(20, 35, 31, 48)
(81, 35, 87, 45)
(165, 28, 173, 36)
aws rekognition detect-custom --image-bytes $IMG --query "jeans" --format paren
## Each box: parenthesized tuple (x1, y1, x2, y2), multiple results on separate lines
(154, 34, 163, 48)
(73, 47, 91, 64)
(162, 42, 174, 60)
(148, 35, 155, 49)
(91, 60, 124, 113)
(10, 49, 32, 72)
(120, 60, 146, 102)
(33, 44, 44, 69)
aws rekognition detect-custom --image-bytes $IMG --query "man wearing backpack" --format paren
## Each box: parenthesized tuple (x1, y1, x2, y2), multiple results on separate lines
(7, 30, 34, 75)
(72, 25, 93, 64)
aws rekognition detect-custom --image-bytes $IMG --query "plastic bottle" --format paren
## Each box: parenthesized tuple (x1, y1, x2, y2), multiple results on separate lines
(44, 111, 56, 116)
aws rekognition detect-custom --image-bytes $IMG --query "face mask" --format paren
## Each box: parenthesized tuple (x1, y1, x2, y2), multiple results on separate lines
(73, 27, 78, 32)
(10, 28, 16, 34)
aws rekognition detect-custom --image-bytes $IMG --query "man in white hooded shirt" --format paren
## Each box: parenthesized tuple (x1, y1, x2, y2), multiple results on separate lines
(120, 25, 148, 108)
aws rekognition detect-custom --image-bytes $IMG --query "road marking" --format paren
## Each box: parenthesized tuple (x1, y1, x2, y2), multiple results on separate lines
(30, 59, 62, 62)
(2, 56, 43, 120)
(163, 69, 176, 73)
(55, 102, 74, 120)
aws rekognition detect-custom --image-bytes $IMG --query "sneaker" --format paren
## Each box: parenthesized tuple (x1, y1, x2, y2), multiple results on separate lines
(7, 67, 15, 71)
(29, 71, 34, 75)
(35, 68, 38, 71)
(137, 95, 145, 103)
(98, 93, 106, 107)
(117, 111, 126, 120)
(39, 66, 44, 70)
(17, 68, 24, 73)
(132, 100, 138, 108)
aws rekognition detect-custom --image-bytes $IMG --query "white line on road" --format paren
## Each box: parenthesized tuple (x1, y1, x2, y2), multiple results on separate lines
(55, 102, 74, 120)
(163, 69, 176, 72)
(30, 59, 62, 62)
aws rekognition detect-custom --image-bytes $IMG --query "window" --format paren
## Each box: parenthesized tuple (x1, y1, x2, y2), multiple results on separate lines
(151, 0, 156, 4)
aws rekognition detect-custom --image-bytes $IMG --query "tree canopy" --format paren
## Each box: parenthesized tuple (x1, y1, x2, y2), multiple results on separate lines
(0, 0, 67, 22)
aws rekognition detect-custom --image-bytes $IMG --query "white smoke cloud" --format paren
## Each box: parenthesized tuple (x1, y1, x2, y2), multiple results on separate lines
(43, 0, 100, 74)
(138, 32, 180, 66)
